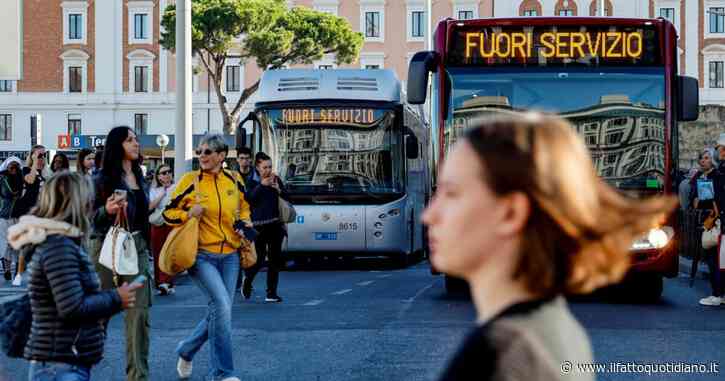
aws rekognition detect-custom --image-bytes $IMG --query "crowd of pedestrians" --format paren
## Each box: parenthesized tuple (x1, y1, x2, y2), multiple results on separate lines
(0, 126, 291, 381)
(680, 134, 725, 306)
(3, 113, 721, 381)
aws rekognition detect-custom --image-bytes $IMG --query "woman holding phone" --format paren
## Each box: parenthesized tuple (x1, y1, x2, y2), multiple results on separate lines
(88, 126, 152, 381)
(8, 172, 142, 381)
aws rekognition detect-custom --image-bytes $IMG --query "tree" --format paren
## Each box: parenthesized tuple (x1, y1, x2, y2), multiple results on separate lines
(160, 0, 364, 134)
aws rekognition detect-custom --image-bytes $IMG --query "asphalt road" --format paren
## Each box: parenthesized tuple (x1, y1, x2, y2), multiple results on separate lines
(1, 257, 724, 381)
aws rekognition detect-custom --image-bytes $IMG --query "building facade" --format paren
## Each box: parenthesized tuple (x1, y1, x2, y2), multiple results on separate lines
(0, 0, 719, 159)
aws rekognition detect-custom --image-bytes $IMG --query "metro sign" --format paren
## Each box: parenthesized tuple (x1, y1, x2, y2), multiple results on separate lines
(57, 135, 93, 149)
(58, 135, 71, 149)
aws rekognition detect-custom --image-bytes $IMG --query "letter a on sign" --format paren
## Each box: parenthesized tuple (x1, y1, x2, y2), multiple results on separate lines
(58, 135, 71, 149)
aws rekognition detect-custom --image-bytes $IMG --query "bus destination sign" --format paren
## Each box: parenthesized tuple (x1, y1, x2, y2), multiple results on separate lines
(448, 24, 662, 67)
(280, 108, 380, 126)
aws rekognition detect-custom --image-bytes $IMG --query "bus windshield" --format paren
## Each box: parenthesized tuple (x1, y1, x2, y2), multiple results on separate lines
(445, 67, 666, 189)
(258, 107, 405, 200)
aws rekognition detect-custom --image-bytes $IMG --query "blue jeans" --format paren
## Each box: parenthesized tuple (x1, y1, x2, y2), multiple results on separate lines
(176, 251, 239, 380)
(28, 361, 91, 381)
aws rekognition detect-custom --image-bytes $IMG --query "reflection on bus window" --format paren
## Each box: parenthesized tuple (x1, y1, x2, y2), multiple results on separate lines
(444, 67, 666, 188)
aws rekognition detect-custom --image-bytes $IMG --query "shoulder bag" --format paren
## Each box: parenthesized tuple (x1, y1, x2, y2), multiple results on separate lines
(159, 174, 201, 276)
(702, 203, 721, 250)
(99, 207, 139, 285)
(234, 177, 257, 269)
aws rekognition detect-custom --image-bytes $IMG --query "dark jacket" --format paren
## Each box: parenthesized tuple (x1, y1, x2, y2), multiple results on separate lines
(25, 235, 123, 366)
(246, 176, 289, 225)
(91, 173, 150, 242)
(13, 167, 45, 217)
(439, 297, 593, 381)
(0, 172, 22, 219)
(689, 169, 718, 211)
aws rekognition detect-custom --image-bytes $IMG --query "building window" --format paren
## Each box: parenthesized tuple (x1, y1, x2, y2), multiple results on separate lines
(226, 65, 240, 92)
(365, 12, 380, 38)
(0, 114, 10, 141)
(458, 10, 474, 20)
(411, 11, 424, 37)
(134, 66, 149, 92)
(711, 8, 725, 33)
(62, 2, 88, 45)
(134, 113, 148, 135)
(134, 14, 148, 40)
(365, 65, 380, 69)
(69, 67, 82, 93)
(559, 9, 574, 16)
(318, 65, 333, 69)
(659, 7, 675, 22)
(522, 9, 538, 16)
(69, 14, 83, 40)
(710, 61, 724, 88)
(67, 114, 82, 135)
(0, 81, 11, 92)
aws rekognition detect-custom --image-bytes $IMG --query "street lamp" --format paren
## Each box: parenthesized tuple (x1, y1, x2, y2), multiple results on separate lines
(156, 134, 170, 163)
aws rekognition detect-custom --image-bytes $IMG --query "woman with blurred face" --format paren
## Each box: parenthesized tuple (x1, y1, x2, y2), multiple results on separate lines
(423, 115, 675, 381)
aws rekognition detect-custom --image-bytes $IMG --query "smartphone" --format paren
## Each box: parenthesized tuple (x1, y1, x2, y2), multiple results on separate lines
(234, 220, 259, 242)
(114, 189, 128, 201)
(130, 274, 146, 286)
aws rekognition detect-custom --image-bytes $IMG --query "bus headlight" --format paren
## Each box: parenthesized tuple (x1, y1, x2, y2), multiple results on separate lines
(631, 226, 674, 251)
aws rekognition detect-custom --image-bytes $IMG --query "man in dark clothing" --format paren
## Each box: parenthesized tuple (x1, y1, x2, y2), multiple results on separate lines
(236, 147, 260, 187)
(241, 152, 289, 303)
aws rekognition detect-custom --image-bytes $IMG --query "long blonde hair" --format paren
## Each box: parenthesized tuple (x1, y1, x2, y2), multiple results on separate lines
(463, 114, 677, 295)
(32, 171, 92, 237)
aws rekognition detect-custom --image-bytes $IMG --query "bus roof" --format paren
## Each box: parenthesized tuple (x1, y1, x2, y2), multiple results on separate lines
(255, 69, 401, 105)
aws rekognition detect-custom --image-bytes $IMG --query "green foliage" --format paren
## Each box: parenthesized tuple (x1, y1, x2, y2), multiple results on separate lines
(160, 0, 363, 70)
(160, 0, 363, 131)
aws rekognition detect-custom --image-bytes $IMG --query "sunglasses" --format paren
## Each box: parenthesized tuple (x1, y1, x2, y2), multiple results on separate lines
(195, 149, 217, 156)
(159, 170, 172, 175)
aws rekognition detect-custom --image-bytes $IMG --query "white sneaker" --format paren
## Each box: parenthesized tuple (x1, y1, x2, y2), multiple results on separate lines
(11, 274, 22, 287)
(177, 357, 192, 379)
(221, 377, 241, 381)
(699, 296, 723, 306)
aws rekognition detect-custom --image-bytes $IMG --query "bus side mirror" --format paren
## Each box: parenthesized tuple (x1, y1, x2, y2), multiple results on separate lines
(677, 75, 699, 122)
(405, 134, 419, 159)
(407, 51, 438, 104)
(237, 112, 259, 150)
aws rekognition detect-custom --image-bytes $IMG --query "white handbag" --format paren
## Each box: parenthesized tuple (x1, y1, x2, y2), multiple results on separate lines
(99, 207, 139, 283)
(702, 220, 721, 250)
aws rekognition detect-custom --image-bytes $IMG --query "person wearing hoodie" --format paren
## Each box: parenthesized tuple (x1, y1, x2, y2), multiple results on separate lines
(0, 156, 24, 282)
(7, 171, 142, 381)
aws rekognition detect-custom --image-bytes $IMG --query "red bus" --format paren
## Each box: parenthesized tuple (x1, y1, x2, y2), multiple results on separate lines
(408, 17, 699, 299)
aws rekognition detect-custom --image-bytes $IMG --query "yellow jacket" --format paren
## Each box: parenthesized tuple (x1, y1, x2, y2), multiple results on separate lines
(163, 169, 251, 254)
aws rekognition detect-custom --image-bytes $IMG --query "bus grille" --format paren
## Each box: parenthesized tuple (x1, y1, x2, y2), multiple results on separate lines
(337, 77, 378, 91)
(277, 77, 319, 92)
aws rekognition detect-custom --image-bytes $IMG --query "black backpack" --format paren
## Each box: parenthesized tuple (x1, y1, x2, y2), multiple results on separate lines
(0, 293, 31, 358)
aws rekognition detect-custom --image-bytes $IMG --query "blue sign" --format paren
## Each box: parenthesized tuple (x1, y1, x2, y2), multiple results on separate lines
(296, 216, 304, 224)
(314, 232, 337, 241)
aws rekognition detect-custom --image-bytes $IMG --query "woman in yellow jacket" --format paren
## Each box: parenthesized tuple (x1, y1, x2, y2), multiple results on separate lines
(162, 134, 250, 381)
